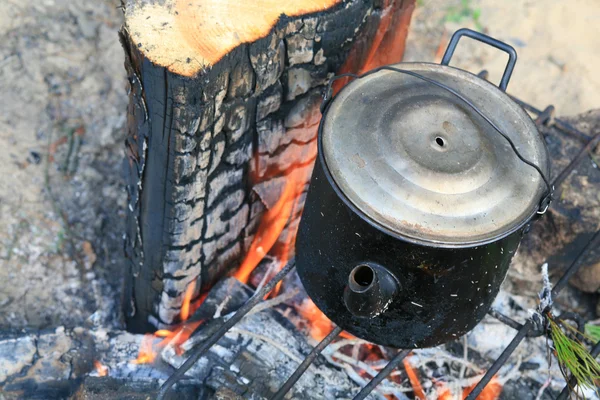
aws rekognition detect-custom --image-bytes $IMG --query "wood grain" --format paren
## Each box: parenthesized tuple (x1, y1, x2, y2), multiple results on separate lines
(125, 0, 342, 76)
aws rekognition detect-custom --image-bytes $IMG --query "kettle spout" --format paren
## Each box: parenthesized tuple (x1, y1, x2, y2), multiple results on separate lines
(343, 263, 400, 318)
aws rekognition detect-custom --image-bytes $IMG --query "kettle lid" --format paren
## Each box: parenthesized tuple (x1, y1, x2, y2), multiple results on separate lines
(321, 63, 549, 246)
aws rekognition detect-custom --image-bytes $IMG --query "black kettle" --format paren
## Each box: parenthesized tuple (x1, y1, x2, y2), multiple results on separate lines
(295, 29, 550, 348)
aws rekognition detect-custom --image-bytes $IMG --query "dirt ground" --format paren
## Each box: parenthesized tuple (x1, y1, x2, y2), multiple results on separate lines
(404, 0, 600, 116)
(0, 0, 127, 329)
(0, 0, 598, 330)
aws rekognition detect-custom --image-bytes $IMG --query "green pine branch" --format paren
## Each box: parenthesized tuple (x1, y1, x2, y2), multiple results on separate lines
(549, 318, 600, 398)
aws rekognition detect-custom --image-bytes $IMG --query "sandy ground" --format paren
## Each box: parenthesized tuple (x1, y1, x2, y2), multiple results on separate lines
(0, 0, 127, 329)
(0, 0, 598, 330)
(404, 0, 600, 116)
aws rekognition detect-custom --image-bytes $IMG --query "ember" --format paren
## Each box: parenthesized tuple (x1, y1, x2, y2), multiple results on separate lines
(463, 376, 502, 400)
(93, 361, 108, 377)
(180, 280, 196, 321)
(436, 383, 453, 400)
(403, 357, 426, 400)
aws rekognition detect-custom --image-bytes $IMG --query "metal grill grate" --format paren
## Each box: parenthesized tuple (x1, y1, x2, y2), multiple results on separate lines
(157, 89, 600, 400)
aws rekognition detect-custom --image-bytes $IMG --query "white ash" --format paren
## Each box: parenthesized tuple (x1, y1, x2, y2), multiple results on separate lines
(0, 270, 590, 400)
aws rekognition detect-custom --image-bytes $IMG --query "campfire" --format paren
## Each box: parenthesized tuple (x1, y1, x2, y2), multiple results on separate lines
(118, 37, 594, 398)
(111, 69, 523, 398)
(3, 1, 600, 400)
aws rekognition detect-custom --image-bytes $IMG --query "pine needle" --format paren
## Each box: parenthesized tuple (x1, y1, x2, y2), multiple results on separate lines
(549, 318, 600, 398)
(585, 324, 600, 343)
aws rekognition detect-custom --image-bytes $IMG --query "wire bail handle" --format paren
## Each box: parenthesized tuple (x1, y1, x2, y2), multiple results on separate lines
(441, 29, 553, 213)
(441, 28, 517, 92)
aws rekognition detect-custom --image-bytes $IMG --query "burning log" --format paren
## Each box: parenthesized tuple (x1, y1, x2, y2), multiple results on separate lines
(0, 278, 390, 400)
(162, 278, 371, 399)
(120, 0, 416, 333)
(72, 377, 202, 400)
(0, 275, 566, 399)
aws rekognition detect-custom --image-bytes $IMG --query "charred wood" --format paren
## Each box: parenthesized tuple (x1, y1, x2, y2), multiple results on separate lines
(120, 0, 416, 332)
(0, 278, 377, 400)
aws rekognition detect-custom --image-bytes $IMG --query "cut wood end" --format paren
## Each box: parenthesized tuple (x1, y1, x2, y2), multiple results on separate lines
(124, 0, 342, 77)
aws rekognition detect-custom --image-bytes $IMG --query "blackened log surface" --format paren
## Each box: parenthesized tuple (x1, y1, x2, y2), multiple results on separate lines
(0, 327, 96, 400)
(122, 0, 415, 332)
(515, 110, 600, 292)
(0, 279, 375, 400)
(72, 377, 203, 400)
(0, 327, 195, 399)
(0, 327, 175, 399)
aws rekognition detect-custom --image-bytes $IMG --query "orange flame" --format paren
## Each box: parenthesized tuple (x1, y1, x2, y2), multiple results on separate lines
(339, 330, 357, 340)
(463, 375, 502, 400)
(294, 298, 358, 341)
(333, 0, 415, 92)
(403, 356, 426, 400)
(295, 298, 337, 341)
(157, 320, 204, 355)
(234, 176, 300, 284)
(132, 334, 157, 364)
(132, 280, 205, 364)
(180, 280, 196, 321)
(431, 374, 503, 400)
(436, 382, 453, 400)
(93, 360, 108, 377)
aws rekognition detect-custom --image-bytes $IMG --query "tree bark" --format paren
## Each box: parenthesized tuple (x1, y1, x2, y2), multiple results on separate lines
(121, 0, 416, 333)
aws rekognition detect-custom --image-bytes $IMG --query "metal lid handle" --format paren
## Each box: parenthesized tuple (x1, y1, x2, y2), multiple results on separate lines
(441, 28, 517, 91)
